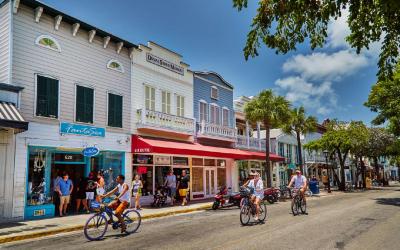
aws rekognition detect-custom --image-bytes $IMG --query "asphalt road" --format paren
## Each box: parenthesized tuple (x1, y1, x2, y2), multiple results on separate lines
(2, 186, 400, 250)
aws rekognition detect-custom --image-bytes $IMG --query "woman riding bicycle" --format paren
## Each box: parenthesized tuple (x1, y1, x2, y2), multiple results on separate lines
(244, 171, 264, 221)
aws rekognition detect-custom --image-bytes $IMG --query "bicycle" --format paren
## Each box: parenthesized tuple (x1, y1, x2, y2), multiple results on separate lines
(83, 199, 141, 241)
(289, 187, 306, 216)
(239, 187, 267, 225)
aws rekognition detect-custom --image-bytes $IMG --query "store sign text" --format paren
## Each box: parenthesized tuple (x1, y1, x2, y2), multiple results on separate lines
(134, 148, 151, 153)
(60, 122, 105, 137)
(82, 146, 100, 157)
(146, 53, 184, 75)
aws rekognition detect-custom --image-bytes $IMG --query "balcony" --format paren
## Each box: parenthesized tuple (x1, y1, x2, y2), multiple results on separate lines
(136, 108, 195, 136)
(304, 152, 327, 164)
(197, 120, 236, 141)
(235, 135, 266, 151)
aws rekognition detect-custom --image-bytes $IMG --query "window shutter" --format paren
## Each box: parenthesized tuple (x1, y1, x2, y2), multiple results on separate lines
(76, 86, 93, 123)
(86, 87, 94, 123)
(115, 94, 122, 127)
(36, 75, 58, 118)
(108, 93, 115, 126)
(108, 93, 122, 128)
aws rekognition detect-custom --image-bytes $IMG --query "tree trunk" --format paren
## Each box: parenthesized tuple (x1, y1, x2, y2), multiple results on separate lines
(360, 156, 366, 189)
(296, 131, 303, 173)
(264, 121, 272, 187)
(336, 148, 346, 191)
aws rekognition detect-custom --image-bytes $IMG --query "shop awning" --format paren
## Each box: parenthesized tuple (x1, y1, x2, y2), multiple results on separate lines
(132, 135, 284, 161)
(0, 101, 28, 131)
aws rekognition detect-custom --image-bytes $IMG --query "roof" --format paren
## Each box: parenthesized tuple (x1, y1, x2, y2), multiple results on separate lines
(0, 101, 28, 131)
(13, 0, 138, 50)
(194, 71, 234, 89)
(132, 135, 284, 161)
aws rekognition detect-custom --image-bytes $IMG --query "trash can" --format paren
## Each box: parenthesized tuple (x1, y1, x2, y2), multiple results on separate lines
(309, 180, 320, 194)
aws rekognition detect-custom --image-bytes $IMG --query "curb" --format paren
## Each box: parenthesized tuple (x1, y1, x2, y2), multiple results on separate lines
(0, 203, 212, 245)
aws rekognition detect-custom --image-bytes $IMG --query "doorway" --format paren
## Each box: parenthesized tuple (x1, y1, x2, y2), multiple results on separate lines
(204, 168, 217, 197)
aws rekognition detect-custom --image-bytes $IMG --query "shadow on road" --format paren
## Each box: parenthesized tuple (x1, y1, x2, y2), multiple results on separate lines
(375, 198, 400, 207)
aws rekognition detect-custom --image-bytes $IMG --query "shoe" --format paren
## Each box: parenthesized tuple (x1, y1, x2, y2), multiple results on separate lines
(86, 210, 90, 214)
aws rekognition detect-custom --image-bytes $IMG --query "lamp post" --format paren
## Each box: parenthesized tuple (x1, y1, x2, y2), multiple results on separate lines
(323, 150, 331, 193)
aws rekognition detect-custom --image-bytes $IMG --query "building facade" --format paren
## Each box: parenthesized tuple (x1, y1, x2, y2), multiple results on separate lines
(1, 0, 135, 220)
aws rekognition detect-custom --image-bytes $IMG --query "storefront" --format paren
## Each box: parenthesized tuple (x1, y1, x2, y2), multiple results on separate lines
(25, 146, 124, 219)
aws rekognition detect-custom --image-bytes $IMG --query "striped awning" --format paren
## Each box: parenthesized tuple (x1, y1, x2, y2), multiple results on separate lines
(0, 101, 28, 131)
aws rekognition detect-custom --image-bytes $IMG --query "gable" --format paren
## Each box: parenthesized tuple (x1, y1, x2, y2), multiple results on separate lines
(194, 71, 234, 90)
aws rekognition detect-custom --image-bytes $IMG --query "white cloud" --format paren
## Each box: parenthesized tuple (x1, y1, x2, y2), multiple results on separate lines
(328, 8, 350, 48)
(275, 76, 337, 116)
(282, 50, 369, 81)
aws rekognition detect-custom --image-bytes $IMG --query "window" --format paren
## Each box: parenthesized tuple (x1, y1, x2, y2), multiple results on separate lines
(108, 93, 123, 128)
(36, 75, 59, 118)
(278, 142, 285, 157)
(35, 35, 61, 52)
(107, 59, 124, 73)
(145, 85, 155, 110)
(211, 86, 218, 99)
(75, 85, 94, 123)
(210, 104, 220, 125)
(222, 108, 229, 127)
(161, 90, 171, 114)
(199, 101, 208, 123)
(176, 95, 185, 117)
(287, 145, 292, 162)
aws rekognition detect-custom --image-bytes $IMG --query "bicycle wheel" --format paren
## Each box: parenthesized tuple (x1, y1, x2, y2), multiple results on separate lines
(258, 203, 267, 222)
(84, 213, 108, 241)
(240, 205, 251, 225)
(300, 198, 307, 214)
(123, 209, 141, 234)
(291, 197, 299, 216)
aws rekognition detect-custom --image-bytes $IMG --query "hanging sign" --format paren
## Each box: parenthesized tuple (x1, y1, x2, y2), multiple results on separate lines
(82, 146, 100, 157)
(60, 122, 105, 137)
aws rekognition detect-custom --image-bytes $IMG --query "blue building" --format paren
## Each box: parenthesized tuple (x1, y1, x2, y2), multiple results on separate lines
(193, 71, 236, 145)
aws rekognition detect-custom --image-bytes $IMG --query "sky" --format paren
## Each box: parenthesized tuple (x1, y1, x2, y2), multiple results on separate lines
(39, 0, 380, 124)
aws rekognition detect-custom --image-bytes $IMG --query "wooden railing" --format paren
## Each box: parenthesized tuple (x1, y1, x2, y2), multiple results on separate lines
(197, 120, 236, 139)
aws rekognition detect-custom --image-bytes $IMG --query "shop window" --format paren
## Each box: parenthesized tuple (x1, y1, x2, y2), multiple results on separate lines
(217, 168, 226, 188)
(27, 148, 51, 206)
(36, 75, 59, 118)
(204, 158, 216, 166)
(108, 93, 123, 128)
(161, 90, 171, 114)
(107, 59, 124, 73)
(192, 167, 204, 193)
(75, 85, 94, 124)
(217, 159, 226, 167)
(173, 157, 188, 166)
(91, 151, 124, 192)
(192, 158, 203, 166)
(35, 35, 61, 52)
(154, 155, 171, 165)
(133, 154, 153, 164)
(155, 166, 170, 190)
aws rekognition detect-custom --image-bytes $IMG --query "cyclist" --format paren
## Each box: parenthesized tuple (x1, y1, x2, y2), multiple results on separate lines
(100, 174, 130, 233)
(287, 170, 308, 204)
(244, 171, 264, 221)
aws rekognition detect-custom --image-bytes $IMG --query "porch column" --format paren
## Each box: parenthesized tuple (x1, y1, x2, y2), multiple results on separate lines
(245, 121, 250, 148)
(257, 122, 261, 151)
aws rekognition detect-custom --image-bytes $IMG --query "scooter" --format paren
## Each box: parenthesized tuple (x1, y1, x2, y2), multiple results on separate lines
(264, 187, 280, 204)
(212, 186, 242, 210)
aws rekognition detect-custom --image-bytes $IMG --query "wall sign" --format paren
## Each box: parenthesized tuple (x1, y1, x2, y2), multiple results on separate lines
(134, 148, 151, 153)
(60, 122, 105, 137)
(154, 155, 171, 165)
(146, 53, 184, 75)
(82, 146, 100, 157)
(54, 153, 84, 162)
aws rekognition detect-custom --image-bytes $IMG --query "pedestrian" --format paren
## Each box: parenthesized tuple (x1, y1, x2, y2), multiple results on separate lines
(96, 171, 105, 202)
(131, 174, 143, 210)
(177, 170, 190, 206)
(86, 171, 97, 212)
(51, 169, 62, 215)
(164, 169, 177, 206)
(76, 175, 89, 213)
(56, 172, 73, 217)
(322, 173, 329, 189)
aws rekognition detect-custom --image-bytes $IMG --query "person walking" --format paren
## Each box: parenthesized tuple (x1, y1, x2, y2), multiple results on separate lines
(75, 176, 88, 213)
(56, 172, 73, 217)
(164, 169, 177, 206)
(131, 174, 143, 210)
(86, 171, 97, 212)
(177, 170, 190, 206)
(96, 171, 105, 202)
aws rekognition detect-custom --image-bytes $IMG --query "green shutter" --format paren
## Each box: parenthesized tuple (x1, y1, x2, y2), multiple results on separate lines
(76, 86, 94, 123)
(108, 93, 122, 128)
(36, 75, 58, 118)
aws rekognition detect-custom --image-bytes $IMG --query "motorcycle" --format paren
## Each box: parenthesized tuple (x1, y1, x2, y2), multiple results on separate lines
(212, 186, 242, 210)
(264, 187, 280, 204)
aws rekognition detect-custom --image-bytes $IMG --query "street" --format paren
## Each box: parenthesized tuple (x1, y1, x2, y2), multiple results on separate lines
(2, 187, 399, 250)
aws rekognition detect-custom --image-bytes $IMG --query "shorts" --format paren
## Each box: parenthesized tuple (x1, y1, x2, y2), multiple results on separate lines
(86, 192, 95, 200)
(179, 188, 188, 197)
(168, 187, 176, 197)
(97, 188, 105, 196)
(60, 195, 70, 204)
(76, 192, 86, 200)
(252, 194, 264, 200)
(108, 200, 129, 216)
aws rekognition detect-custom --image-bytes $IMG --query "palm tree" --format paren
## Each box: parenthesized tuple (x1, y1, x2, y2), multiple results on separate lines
(244, 90, 291, 187)
(282, 107, 318, 173)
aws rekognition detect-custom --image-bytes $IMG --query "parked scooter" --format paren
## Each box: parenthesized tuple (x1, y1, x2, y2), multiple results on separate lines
(212, 186, 242, 210)
(264, 187, 280, 204)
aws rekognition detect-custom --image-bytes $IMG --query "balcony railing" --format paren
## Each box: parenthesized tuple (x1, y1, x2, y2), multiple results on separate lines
(235, 135, 266, 151)
(304, 152, 327, 164)
(197, 120, 236, 139)
(137, 108, 195, 134)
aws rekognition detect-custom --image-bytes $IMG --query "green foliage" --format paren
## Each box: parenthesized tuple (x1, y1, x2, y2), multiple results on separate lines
(282, 106, 317, 136)
(232, 0, 400, 79)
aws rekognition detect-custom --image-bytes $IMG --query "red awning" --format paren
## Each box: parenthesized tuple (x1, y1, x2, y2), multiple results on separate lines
(132, 135, 284, 161)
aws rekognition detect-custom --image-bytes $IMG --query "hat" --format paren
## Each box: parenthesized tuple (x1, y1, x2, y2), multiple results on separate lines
(295, 169, 301, 174)
(249, 171, 256, 176)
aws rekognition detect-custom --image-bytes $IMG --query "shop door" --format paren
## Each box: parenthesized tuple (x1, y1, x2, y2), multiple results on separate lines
(0, 143, 7, 219)
(204, 168, 217, 197)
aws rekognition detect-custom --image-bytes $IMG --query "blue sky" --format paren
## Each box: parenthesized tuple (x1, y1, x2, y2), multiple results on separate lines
(40, 0, 379, 124)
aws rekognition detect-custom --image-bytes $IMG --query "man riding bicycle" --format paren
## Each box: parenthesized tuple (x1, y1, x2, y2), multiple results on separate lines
(244, 171, 264, 221)
(99, 174, 130, 233)
(287, 170, 308, 203)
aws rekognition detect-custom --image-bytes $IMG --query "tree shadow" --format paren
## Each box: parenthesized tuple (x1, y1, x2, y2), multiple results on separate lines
(375, 198, 400, 207)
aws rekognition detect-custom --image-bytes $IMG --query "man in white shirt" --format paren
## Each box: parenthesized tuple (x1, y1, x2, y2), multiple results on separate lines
(288, 170, 308, 203)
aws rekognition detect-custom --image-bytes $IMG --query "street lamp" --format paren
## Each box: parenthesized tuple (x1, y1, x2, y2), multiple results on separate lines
(323, 150, 331, 193)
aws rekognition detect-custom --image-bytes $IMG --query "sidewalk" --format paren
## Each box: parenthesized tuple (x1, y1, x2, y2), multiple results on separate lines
(0, 201, 213, 244)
